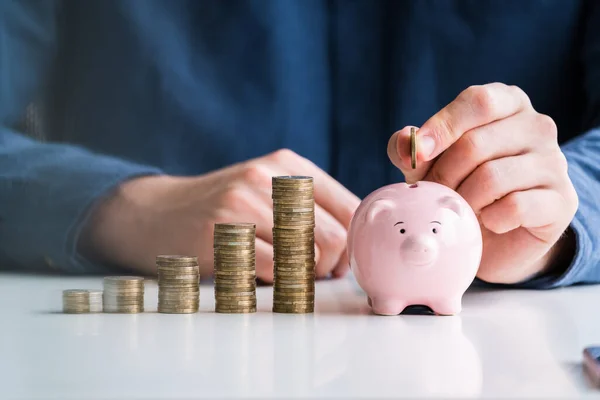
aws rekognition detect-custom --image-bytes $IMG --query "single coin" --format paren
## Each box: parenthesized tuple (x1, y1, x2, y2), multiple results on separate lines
(104, 276, 144, 284)
(272, 175, 313, 182)
(214, 279, 256, 286)
(215, 307, 256, 314)
(273, 307, 314, 314)
(215, 288, 256, 295)
(157, 265, 199, 271)
(273, 289, 314, 295)
(411, 126, 417, 169)
(156, 255, 198, 262)
(158, 308, 198, 314)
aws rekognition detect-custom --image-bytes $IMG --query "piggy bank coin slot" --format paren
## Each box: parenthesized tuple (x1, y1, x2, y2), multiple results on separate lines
(409, 183, 418, 188)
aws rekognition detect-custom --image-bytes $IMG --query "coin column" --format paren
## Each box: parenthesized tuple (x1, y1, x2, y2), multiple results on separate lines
(62, 290, 103, 313)
(271, 176, 316, 313)
(157, 255, 200, 314)
(213, 223, 257, 313)
(103, 276, 145, 313)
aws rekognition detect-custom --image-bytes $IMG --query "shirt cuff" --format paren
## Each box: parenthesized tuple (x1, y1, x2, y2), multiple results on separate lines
(2, 149, 163, 274)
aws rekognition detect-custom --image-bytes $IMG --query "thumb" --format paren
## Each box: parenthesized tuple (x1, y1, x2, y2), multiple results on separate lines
(387, 126, 436, 184)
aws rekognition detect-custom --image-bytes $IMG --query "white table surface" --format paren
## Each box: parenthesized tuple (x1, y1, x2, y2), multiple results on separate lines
(2, 272, 600, 399)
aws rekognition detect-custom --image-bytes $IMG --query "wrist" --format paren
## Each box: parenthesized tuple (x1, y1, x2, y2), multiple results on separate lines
(532, 227, 577, 280)
(77, 174, 173, 274)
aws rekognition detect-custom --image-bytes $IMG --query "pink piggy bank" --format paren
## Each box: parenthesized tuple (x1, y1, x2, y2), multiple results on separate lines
(347, 181, 482, 316)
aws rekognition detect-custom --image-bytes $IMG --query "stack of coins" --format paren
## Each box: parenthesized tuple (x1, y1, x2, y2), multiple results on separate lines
(271, 176, 316, 313)
(213, 223, 257, 313)
(102, 276, 145, 313)
(62, 289, 103, 313)
(157, 255, 200, 314)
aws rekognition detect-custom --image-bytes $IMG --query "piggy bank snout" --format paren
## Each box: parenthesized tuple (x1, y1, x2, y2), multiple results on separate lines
(400, 234, 439, 266)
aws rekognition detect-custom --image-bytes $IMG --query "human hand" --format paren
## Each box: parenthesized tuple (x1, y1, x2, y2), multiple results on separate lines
(80, 149, 360, 282)
(387, 83, 579, 284)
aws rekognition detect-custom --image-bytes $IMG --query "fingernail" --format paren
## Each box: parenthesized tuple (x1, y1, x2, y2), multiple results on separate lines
(420, 135, 436, 160)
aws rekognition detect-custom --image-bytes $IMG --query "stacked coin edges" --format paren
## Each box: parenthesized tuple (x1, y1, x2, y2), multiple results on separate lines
(103, 277, 145, 313)
(157, 255, 200, 314)
(62, 289, 103, 313)
(272, 176, 316, 313)
(213, 223, 257, 313)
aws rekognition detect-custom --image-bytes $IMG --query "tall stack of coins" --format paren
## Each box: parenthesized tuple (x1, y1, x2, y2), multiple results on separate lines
(157, 255, 200, 314)
(62, 289, 103, 313)
(271, 176, 315, 313)
(103, 277, 145, 313)
(213, 223, 257, 313)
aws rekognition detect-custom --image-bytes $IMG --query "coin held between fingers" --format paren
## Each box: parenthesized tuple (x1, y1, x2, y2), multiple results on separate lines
(410, 127, 417, 169)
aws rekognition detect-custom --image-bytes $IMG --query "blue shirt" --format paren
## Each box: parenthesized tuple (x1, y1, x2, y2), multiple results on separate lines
(1, 0, 599, 288)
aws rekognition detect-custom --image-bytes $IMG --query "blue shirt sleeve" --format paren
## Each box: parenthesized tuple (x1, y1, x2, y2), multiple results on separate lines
(504, 126, 600, 289)
(492, 0, 600, 289)
(0, 1, 162, 274)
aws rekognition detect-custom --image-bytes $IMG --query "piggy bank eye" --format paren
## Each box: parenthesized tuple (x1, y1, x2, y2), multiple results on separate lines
(432, 228, 437, 234)
(400, 229, 406, 234)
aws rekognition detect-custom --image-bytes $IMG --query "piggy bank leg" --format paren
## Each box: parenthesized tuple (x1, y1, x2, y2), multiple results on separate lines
(370, 297, 407, 316)
(430, 297, 462, 316)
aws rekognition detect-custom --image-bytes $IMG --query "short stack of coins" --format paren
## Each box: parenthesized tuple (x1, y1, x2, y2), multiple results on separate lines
(213, 223, 257, 313)
(157, 255, 200, 314)
(62, 289, 103, 313)
(102, 276, 145, 313)
(271, 176, 316, 313)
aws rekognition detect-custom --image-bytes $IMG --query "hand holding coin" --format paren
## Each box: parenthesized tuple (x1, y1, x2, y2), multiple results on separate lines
(387, 82, 579, 285)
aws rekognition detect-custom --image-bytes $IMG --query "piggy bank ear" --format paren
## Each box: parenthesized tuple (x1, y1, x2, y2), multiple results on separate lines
(438, 195, 463, 217)
(365, 198, 396, 223)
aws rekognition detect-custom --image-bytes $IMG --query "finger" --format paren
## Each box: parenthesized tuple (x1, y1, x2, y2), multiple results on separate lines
(479, 189, 565, 237)
(314, 202, 348, 279)
(387, 126, 428, 183)
(418, 83, 532, 162)
(255, 237, 274, 283)
(424, 111, 557, 190)
(228, 185, 275, 244)
(265, 149, 361, 230)
(456, 152, 557, 214)
(332, 258, 350, 278)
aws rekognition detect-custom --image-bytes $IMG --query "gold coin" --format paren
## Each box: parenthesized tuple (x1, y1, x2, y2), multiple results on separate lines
(214, 253, 255, 260)
(214, 223, 256, 233)
(104, 307, 144, 313)
(274, 298, 314, 303)
(158, 281, 199, 286)
(274, 288, 314, 295)
(214, 266, 256, 272)
(214, 271, 256, 277)
(157, 264, 199, 270)
(273, 307, 314, 314)
(215, 290, 256, 296)
(214, 279, 255, 286)
(213, 232, 256, 239)
(215, 306, 256, 312)
(158, 290, 199, 296)
(273, 269, 314, 275)
(214, 248, 256, 255)
(157, 273, 199, 279)
(411, 126, 417, 169)
(213, 241, 255, 247)
(156, 255, 198, 263)
(158, 308, 198, 314)
(214, 291, 256, 297)
(103, 276, 144, 284)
